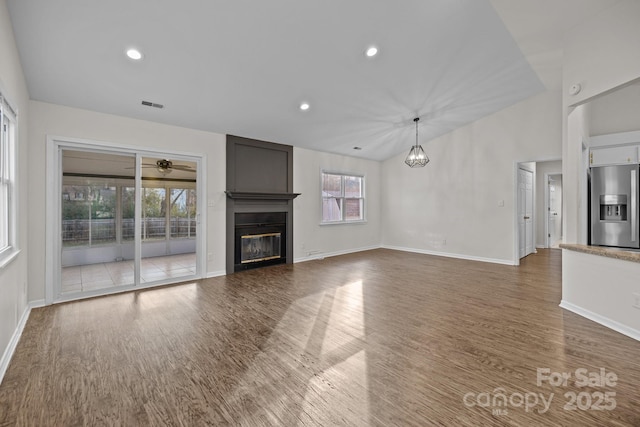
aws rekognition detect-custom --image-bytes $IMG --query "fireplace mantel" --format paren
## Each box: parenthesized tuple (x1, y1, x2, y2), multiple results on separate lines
(225, 191, 300, 201)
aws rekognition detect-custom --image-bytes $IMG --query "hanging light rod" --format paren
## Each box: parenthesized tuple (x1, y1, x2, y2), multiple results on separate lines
(404, 117, 430, 168)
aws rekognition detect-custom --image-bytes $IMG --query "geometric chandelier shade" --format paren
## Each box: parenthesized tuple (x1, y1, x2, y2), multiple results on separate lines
(404, 117, 430, 168)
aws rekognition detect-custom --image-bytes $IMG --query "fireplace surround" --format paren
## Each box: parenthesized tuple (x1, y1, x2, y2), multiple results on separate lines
(234, 212, 286, 271)
(226, 136, 299, 273)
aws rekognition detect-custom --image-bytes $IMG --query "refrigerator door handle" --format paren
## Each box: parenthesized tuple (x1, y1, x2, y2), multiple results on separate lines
(632, 169, 637, 242)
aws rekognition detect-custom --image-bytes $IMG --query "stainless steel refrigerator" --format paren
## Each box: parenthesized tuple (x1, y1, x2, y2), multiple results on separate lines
(591, 164, 640, 248)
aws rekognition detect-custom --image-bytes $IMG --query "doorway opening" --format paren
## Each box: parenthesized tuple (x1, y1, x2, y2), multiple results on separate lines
(515, 160, 563, 264)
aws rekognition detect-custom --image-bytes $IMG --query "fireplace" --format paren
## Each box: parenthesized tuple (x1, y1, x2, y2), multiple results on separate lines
(226, 135, 299, 273)
(234, 212, 286, 271)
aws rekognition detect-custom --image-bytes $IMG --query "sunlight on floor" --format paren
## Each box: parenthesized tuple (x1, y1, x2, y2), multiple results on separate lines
(303, 280, 369, 425)
(227, 278, 371, 425)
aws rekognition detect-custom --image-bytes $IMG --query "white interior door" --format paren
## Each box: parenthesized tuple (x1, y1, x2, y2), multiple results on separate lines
(518, 168, 534, 259)
(525, 170, 534, 255)
(548, 174, 562, 248)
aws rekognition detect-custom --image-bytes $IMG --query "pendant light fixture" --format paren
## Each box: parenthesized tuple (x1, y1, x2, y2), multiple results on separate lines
(404, 117, 429, 168)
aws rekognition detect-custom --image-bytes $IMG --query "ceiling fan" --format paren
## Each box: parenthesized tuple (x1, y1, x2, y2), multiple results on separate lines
(139, 159, 196, 175)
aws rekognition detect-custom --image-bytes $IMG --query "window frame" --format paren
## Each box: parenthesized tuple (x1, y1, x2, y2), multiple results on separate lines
(0, 94, 19, 269)
(320, 170, 366, 225)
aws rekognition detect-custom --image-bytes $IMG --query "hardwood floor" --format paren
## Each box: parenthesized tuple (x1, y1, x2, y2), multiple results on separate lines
(1, 249, 639, 426)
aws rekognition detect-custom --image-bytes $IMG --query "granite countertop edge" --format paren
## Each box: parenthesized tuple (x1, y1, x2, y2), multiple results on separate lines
(559, 243, 640, 263)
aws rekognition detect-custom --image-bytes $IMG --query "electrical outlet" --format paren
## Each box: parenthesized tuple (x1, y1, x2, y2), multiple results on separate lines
(633, 293, 640, 310)
(207, 252, 214, 261)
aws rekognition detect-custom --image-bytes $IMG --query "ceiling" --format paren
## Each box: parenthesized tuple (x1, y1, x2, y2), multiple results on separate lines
(7, 0, 621, 161)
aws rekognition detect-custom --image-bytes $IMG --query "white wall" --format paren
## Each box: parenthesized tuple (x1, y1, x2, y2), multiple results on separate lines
(564, 104, 590, 244)
(0, 0, 30, 378)
(589, 82, 640, 137)
(28, 101, 227, 301)
(535, 160, 562, 247)
(562, 250, 640, 340)
(293, 147, 381, 261)
(381, 90, 562, 264)
(563, 1, 640, 108)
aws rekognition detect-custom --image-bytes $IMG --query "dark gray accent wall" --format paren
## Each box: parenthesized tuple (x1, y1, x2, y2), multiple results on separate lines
(226, 135, 297, 273)
(226, 135, 293, 193)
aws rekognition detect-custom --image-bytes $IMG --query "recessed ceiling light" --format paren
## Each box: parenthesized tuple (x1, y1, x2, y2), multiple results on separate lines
(299, 102, 310, 111)
(126, 48, 143, 60)
(365, 46, 378, 57)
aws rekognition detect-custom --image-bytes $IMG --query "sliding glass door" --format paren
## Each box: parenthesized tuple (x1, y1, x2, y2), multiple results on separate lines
(57, 146, 201, 300)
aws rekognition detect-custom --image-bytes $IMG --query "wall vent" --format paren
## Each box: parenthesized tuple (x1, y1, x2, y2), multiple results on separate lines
(141, 100, 164, 109)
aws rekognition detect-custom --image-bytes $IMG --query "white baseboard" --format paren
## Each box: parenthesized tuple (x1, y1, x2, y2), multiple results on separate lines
(0, 301, 36, 385)
(381, 245, 516, 266)
(294, 245, 382, 263)
(559, 300, 640, 342)
(205, 270, 227, 278)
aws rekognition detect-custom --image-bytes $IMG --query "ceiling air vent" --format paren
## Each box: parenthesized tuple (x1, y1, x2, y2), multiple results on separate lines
(141, 100, 164, 109)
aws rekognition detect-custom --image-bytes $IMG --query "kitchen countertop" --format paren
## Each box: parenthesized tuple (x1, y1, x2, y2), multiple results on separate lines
(560, 243, 640, 264)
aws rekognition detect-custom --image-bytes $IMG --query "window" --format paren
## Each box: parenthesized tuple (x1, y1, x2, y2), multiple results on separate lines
(170, 188, 197, 238)
(321, 172, 365, 223)
(140, 186, 197, 240)
(61, 180, 197, 246)
(142, 187, 167, 240)
(0, 97, 17, 265)
(61, 184, 117, 247)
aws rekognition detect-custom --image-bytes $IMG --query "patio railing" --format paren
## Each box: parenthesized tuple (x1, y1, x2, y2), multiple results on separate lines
(62, 218, 196, 247)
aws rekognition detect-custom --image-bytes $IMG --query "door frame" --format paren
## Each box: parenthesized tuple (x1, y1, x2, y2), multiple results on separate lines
(45, 135, 207, 304)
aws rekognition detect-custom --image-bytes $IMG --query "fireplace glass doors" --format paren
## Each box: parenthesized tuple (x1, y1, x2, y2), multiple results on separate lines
(241, 232, 281, 264)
